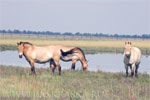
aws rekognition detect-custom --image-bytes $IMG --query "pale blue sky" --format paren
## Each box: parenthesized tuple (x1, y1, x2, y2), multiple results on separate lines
(0, 0, 150, 35)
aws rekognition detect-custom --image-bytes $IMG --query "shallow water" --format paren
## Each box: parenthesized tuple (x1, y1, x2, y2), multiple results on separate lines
(0, 51, 150, 73)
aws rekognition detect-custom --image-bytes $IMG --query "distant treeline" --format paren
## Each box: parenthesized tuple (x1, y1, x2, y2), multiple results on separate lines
(0, 29, 150, 39)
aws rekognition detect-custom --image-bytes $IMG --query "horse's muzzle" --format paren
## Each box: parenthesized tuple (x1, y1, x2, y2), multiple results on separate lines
(83, 67, 87, 71)
(126, 54, 130, 58)
(19, 55, 22, 58)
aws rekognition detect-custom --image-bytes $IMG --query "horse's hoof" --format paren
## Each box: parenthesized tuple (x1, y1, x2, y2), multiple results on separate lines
(59, 73, 61, 75)
(135, 75, 138, 78)
(29, 73, 36, 75)
(125, 75, 128, 78)
(71, 67, 75, 70)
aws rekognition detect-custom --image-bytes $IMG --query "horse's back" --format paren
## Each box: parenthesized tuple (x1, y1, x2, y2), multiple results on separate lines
(31, 45, 75, 62)
(57, 46, 74, 52)
(34, 45, 73, 54)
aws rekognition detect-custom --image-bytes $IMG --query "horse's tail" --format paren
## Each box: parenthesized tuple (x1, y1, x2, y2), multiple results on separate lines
(60, 49, 74, 57)
(60, 47, 87, 61)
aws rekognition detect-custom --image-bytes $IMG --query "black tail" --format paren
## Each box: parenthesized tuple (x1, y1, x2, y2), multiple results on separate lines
(60, 47, 87, 61)
(60, 49, 74, 57)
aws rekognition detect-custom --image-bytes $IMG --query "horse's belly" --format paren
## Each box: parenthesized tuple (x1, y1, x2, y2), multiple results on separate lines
(35, 53, 53, 63)
(35, 59, 49, 63)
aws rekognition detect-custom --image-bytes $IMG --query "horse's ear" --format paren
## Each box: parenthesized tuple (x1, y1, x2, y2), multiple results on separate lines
(130, 42, 132, 45)
(125, 42, 127, 45)
(17, 42, 20, 45)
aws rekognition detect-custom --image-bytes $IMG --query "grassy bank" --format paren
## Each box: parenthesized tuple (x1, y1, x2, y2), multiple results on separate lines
(0, 65, 150, 100)
(1, 35, 150, 54)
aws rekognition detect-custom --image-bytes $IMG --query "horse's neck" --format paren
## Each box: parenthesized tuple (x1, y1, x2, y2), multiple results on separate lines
(131, 47, 135, 55)
(129, 47, 136, 63)
(81, 58, 87, 65)
(23, 44, 33, 51)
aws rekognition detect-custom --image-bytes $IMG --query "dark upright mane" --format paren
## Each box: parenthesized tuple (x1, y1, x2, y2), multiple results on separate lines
(76, 47, 87, 61)
(20, 42, 33, 45)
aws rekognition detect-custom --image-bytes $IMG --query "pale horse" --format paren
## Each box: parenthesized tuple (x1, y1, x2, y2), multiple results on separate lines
(123, 42, 142, 77)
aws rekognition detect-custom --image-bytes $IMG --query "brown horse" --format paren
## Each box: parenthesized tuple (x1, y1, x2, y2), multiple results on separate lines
(17, 41, 88, 75)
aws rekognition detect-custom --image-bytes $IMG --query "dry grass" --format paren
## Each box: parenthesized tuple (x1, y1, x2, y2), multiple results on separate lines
(1, 35, 150, 54)
(1, 34, 150, 48)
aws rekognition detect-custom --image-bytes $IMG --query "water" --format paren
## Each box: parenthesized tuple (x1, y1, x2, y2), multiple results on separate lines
(0, 51, 150, 73)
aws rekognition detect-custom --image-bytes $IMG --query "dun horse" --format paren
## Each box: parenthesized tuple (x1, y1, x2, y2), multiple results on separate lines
(17, 42, 88, 75)
(123, 42, 141, 77)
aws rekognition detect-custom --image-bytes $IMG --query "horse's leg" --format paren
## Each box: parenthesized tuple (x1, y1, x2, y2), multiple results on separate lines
(129, 65, 132, 77)
(50, 59, 56, 75)
(125, 64, 128, 77)
(71, 59, 77, 70)
(131, 64, 135, 77)
(54, 60, 61, 75)
(135, 64, 139, 78)
(58, 64, 61, 75)
(29, 60, 36, 74)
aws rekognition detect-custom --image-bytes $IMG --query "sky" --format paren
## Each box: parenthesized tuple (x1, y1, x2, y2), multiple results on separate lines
(0, 0, 150, 35)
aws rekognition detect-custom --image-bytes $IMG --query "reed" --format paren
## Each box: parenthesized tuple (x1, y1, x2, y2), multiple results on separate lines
(1, 35, 150, 54)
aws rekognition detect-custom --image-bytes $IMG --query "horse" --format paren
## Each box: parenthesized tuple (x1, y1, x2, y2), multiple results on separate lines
(123, 41, 142, 77)
(17, 41, 88, 75)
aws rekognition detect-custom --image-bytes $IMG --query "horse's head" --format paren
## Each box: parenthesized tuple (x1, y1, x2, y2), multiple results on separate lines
(82, 59, 88, 70)
(17, 42, 24, 58)
(125, 41, 132, 58)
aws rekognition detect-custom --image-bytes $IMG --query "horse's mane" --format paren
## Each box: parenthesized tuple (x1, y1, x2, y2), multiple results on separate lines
(20, 41, 33, 45)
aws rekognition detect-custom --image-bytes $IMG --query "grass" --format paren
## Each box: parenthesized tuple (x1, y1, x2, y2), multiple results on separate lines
(1, 34, 150, 54)
(0, 65, 150, 100)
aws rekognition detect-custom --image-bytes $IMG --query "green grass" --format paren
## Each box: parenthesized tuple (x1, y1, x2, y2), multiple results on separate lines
(0, 45, 16, 51)
(0, 65, 150, 100)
